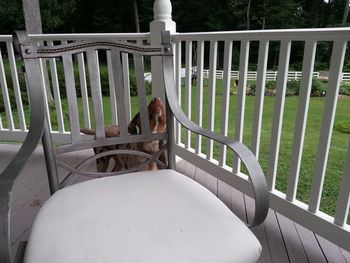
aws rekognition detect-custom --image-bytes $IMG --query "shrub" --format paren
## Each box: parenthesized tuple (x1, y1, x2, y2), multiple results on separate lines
(311, 78, 327, 96)
(339, 82, 350, 96)
(265, 80, 277, 90)
(129, 73, 152, 97)
(334, 120, 350, 134)
(286, 80, 300, 96)
(0, 71, 28, 112)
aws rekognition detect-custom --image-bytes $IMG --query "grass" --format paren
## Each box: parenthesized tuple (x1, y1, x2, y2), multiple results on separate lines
(1, 77, 350, 222)
(180, 79, 350, 220)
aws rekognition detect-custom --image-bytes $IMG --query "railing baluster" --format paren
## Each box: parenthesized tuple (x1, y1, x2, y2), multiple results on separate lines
(286, 40, 317, 201)
(77, 52, 91, 129)
(218, 40, 233, 166)
(6, 41, 26, 131)
(309, 40, 347, 213)
(86, 50, 105, 139)
(62, 54, 81, 142)
(184, 40, 192, 149)
(334, 141, 350, 227)
(251, 40, 269, 159)
(232, 40, 250, 174)
(266, 40, 291, 190)
(206, 41, 218, 160)
(175, 40, 182, 144)
(195, 40, 204, 154)
(47, 41, 65, 133)
(0, 48, 14, 130)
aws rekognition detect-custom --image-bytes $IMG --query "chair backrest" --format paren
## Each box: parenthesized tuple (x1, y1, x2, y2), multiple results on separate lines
(14, 31, 174, 194)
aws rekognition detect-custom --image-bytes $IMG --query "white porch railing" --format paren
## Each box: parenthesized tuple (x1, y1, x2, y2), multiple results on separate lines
(171, 28, 350, 251)
(0, 0, 350, 253)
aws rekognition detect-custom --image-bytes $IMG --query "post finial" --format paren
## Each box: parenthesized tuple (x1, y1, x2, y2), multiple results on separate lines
(153, 0, 172, 21)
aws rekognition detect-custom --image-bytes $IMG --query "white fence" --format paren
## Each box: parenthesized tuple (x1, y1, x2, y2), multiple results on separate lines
(1, 27, 350, 251)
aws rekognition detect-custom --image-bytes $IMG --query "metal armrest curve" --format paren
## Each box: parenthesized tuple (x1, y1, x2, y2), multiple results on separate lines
(0, 31, 46, 263)
(162, 51, 269, 228)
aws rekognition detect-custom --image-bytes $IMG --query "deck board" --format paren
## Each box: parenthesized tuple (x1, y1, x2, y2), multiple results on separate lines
(263, 209, 290, 262)
(316, 234, 347, 263)
(2, 145, 350, 261)
(295, 224, 327, 263)
(276, 213, 309, 263)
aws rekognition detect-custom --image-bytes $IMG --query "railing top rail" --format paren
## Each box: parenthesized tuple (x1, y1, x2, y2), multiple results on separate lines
(0, 33, 150, 42)
(171, 27, 350, 41)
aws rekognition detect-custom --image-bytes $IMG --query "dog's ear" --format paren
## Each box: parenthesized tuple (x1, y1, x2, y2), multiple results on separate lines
(128, 112, 141, 134)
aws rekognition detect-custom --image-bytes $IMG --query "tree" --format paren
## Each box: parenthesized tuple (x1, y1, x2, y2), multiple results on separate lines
(133, 0, 140, 32)
(342, 0, 349, 24)
(22, 0, 54, 104)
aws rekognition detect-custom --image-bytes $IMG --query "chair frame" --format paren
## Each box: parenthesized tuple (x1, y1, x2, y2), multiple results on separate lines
(0, 31, 269, 263)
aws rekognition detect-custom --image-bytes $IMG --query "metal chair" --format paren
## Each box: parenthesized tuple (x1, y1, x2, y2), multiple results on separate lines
(0, 31, 269, 263)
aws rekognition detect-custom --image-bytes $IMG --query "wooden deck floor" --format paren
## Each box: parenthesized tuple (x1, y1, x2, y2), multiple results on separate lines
(1, 143, 350, 262)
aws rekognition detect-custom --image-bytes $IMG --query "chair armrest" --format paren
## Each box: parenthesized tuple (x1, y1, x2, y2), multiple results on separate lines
(162, 51, 269, 228)
(0, 31, 46, 263)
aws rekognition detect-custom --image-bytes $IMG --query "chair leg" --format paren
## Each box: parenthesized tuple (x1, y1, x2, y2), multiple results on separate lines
(42, 121, 60, 194)
(14, 241, 27, 263)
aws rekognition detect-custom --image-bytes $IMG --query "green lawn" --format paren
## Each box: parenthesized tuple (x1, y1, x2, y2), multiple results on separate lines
(1, 80, 349, 222)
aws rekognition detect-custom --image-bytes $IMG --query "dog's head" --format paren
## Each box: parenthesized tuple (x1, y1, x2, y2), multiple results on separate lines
(128, 97, 166, 134)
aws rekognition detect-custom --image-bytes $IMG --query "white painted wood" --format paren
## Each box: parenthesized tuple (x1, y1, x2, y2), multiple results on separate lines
(335, 141, 350, 226)
(175, 40, 182, 144)
(153, 0, 172, 21)
(62, 54, 81, 142)
(286, 41, 317, 201)
(107, 51, 118, 125)
(206, 41, 218, 160)
(171, 28, 350, 42)
(232, 40, 250, 174)
(184, 41, 192, 149)
(86, 50, 105, 139)
(218, 40, 232, 166)
(266, 40, 291, 190)
(77, 52, 91, 129)
(309, 40, 347, 213)
(251, 40, 269, 159)
(195, 40, 204, 154)
(0, 48, 14, 130)
(47, 41, 65, 133)
(6, 41, 26, 131)
(149, 9, 175, 101)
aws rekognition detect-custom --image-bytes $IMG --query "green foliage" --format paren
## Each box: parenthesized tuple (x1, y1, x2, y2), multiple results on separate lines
(129, 74, 152, 97)
(311, 78, 327, 96)
(265, 80, 277, 90)
(339, 82, 350, 96)
(286, 80, 300, 96)
(334, 120, 350, 134)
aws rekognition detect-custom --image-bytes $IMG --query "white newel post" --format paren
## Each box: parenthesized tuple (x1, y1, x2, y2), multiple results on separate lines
(150, 0, 176, 101)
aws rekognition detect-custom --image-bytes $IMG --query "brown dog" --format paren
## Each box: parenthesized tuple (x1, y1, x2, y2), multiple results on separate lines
(80, 97, 166, 172)
(118, 97, 166, 171)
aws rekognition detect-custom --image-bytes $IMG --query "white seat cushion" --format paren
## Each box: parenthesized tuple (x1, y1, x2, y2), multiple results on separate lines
(24, 170, 261, 263)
